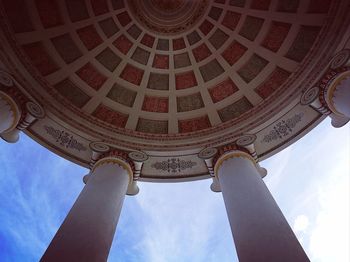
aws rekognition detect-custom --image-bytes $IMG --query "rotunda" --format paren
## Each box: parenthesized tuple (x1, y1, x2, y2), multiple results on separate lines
(0, 0, 349, 261)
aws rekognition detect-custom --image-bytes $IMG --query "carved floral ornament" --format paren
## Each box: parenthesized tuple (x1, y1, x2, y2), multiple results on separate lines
(261, 113, 304, 143)
(151, 158, 197, 173)
(44, 125, 87, 152)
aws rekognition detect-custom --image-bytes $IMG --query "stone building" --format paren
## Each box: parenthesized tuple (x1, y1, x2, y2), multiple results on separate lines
(0, 0, 349, 261)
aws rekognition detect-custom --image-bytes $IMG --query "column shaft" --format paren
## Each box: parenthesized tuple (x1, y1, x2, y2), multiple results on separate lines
(41, 159, 130, 262)
(217, 154, 309, 262)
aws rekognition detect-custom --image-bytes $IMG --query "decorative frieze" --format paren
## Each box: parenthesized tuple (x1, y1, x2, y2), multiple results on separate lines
(261, 113, 304, 143)
(151, 158, 197, 173)
(44, 125, 87, 151)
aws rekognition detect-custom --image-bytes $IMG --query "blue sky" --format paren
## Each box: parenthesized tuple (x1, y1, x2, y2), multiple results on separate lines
(0, 118, 348, 262)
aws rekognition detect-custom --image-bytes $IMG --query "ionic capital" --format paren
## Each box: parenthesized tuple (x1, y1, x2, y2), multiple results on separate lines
(0, 90, 21, 138)
(87, 145, 143, 195)
(301, 55, 350, 128)
(213, 148, 267, 179)
(0, 70, 14, 87)
(198, 147, 218, 177)
(214, 150, 257, 177)
(91, 156, 133, 183)
(128, 150, 148, 181)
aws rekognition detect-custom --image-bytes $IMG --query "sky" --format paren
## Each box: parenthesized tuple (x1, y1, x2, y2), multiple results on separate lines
(0, 118, 349, 262)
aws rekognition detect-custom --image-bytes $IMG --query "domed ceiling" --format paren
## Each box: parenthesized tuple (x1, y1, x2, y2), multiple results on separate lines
(0, 0, 349, 158)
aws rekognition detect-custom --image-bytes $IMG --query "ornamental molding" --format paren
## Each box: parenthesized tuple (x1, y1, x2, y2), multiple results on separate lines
(44, 125, 87, 152)
(26, 101, 45, 119)
(300, 86, 320, 105)
(261, 113, 304, 143)
(89, 141, 110, 153)
(128, 151, 149, 162)
(198, 147, 218, 160)
(0, 70, 14, 87)
(236, 134, 257, 147)
(92, 157, 133, 182)
(151, 158, 197, 173)
(330, 49, 350, 69)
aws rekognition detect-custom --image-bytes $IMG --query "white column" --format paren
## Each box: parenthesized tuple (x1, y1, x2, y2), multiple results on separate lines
(325, 72, 350, 125)
(41, 157, 132, 262)
(0, 90, 20, 135)
(215, 151, 309, 262)
(2, 101, 45, 142)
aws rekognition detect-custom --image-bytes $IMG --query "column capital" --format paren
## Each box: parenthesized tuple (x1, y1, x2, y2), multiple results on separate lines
(324, 71, 349, 114)
(213, 144, 267, 179)
(301, 64, 350, 127)
(128, 150, 148, 181)
(198, 147, 218, 178)
(0, 90, 21, 136)
(0, 70, 15, 87)
(92, 156, 134, 183)
(329, 49, 350, 70)
(318, 49, 350, 122)
(323, 70, 350, 127)
(0, 70, 46, 141)
(25, 101, 45, 119)
(214, 150, 256, 177)
(88, 148, 143, 196)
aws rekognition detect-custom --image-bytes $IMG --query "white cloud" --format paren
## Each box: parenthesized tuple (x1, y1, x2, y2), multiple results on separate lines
(0, 135, 86, 260)
(262, 146, 292, 193)
(308, 163, 349, 262)
(293, 215, 310, 233)
(125, 181, 238, 262)
(263, 119, 349, 261)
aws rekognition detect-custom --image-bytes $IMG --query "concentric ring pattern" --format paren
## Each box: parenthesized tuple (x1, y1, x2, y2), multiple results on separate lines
(0, 0, 340, 143)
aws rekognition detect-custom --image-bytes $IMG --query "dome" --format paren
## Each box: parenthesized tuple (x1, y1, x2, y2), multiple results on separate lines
(0, 0, 349, 181)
